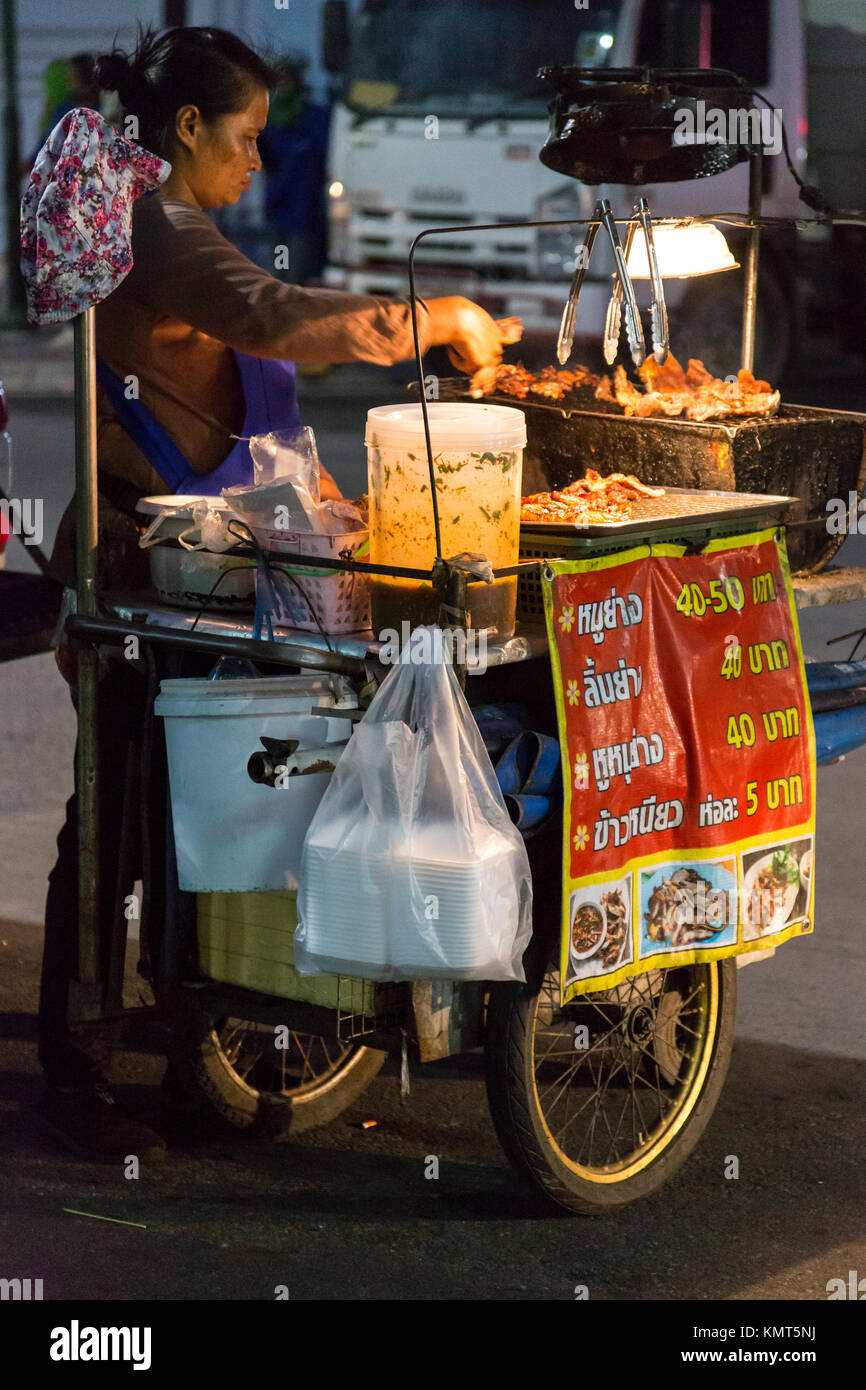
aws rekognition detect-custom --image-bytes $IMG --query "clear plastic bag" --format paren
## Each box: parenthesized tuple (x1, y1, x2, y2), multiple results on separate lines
(177, 501, 236, 552)
(295, 627, 533, 981)
(249, 425, 321, 497)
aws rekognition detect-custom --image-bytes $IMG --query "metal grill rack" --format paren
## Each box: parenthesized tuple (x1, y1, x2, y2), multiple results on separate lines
(336, 977, 412, 1041)
(516, 493, 791, 619)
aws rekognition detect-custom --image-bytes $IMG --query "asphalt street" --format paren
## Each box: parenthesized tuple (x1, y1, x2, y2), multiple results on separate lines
(0, 361, 863, 1300)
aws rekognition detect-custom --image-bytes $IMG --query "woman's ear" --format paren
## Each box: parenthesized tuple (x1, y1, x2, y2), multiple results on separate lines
(174, 104, 201, 154)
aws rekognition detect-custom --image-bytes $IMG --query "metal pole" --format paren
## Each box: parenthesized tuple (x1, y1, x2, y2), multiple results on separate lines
(1, 0, 28, 327)
(163, 0, 188, 25)
(741, 145, 763, 373)
(71, 308, 102, 1019)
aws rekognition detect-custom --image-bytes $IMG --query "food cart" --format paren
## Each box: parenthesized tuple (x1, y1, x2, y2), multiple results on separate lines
(42, 70, 866, 1216)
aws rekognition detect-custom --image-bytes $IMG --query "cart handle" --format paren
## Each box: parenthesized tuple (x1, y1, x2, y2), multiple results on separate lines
(65, 613, 368, 680)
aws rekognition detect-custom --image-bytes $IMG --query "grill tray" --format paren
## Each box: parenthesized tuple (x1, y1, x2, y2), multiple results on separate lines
(517, 489, 791, 621)
(419, 380, 866, 573)
(521, 486, 792, 539)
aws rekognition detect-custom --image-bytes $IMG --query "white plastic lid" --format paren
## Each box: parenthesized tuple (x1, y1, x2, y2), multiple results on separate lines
(156, 675, 332, 701)
(365, 402, 526, 451)
(136, 494, 230, 516)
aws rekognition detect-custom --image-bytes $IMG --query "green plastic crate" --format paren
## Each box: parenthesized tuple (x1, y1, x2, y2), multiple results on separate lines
(196, 890, 376, 1012)
(518, 514, 787, 620)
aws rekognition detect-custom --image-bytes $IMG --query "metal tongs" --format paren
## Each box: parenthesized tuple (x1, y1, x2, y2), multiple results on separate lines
(603, 198, 669, 367)
(556, 207, 601, 366)
(636, 197, 669, 365)
(561, 198, 656, 369)
(600, 199, 645, 368)
(557, 198, 669, 369)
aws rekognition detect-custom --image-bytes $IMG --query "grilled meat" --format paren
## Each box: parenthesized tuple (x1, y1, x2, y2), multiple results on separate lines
(471, 355, 779, 421)
(521, 468, 664, 524)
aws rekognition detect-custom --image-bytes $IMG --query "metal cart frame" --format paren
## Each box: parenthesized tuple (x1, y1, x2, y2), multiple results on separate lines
(64, 173, 776, 1037)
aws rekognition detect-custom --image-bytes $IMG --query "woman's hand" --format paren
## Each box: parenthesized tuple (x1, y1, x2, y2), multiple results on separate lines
(425, 296, 522, 374)
(318, 466, 343, 501)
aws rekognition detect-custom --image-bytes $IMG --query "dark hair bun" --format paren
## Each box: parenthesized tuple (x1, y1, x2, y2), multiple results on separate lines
(92, 25, 274, 156)
(93, 51, 140, 101)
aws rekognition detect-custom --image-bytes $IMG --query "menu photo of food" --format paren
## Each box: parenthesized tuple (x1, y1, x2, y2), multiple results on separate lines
(638, 858, 738, 958)
(741, 836, 813, 941)
(565, 876, 633, 985)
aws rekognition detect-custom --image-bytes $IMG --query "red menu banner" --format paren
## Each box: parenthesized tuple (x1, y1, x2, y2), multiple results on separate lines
(542, 529, 816, 1002)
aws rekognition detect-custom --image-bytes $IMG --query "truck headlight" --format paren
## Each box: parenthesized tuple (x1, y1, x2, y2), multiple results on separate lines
(327, 185, 351, 264)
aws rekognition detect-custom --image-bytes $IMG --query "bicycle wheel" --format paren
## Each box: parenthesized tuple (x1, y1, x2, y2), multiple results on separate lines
(485, 960, 736, 1214)
(168, 1010, 385, 1137)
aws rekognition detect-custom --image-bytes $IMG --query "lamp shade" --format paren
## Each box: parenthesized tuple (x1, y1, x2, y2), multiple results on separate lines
(626, 221, 739, 278)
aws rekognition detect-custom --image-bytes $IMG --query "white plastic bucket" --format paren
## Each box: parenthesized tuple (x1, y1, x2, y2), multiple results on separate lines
(155, 675, 354, 892)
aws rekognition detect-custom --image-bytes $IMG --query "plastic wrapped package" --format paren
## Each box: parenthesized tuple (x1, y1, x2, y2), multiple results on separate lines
(295, 627, 533, 981)
(222, 475, 326, 535)
(249, 425, 321, 495)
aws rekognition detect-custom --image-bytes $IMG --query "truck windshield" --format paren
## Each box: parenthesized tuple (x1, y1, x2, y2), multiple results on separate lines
(344, 0, 623, 115)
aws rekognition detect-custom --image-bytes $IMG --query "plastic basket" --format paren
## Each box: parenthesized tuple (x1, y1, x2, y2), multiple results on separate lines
(255, 528, 371, 634)
(517, 516, 786, 620)
(196, 890, 376, 1012)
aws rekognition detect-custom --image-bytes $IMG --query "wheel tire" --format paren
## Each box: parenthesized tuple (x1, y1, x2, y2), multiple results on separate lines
(485, 960, 737, 1215)
(669, 263, 791, 383)
(168, 1008, 386, 1138)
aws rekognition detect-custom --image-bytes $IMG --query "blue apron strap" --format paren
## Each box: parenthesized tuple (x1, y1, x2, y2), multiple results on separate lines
(235, 354, 303, 437)
(96, 353, 303, 497)
(96, 358, 194, 492)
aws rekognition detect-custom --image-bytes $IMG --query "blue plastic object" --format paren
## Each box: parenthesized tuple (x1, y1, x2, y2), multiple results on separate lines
(470, 701, 530, 755)
(503, 793, 552, 836)
(806, 660, 866, 694)
(813, 705, 866, 764)
(496, 731, 561, 796)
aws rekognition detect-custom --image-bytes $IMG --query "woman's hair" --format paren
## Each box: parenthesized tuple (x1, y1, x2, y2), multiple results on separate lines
(93, 26, 276, 155)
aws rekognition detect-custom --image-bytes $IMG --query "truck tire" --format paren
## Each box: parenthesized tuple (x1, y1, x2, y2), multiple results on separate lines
(669, 261, 791, 383)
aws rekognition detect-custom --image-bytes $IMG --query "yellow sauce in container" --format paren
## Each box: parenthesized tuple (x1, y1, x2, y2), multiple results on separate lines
(366, 402, 526, 638)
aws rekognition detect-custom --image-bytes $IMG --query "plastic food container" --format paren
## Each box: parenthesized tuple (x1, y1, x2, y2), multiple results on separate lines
(366, 403, 526, 638)
(136, 495, 255, 611)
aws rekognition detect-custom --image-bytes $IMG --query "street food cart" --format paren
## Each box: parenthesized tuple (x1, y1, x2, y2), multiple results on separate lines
(34, 69, 866, 1214)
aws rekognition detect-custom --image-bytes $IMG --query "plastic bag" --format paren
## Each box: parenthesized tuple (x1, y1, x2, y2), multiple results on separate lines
(249, 425, 321, 497)
(177, 501, 236, 552)
(222, 476, 326, 534)
(295, 626, 533, 981)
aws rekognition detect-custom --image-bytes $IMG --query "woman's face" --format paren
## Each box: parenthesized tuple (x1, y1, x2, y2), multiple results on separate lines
(173, 86, 269, 208)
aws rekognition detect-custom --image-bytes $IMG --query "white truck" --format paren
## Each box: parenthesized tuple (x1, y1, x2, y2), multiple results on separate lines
(320, 0, 866, 380)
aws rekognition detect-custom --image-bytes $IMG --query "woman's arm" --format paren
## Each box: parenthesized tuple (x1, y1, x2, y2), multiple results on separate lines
(131, 198, 514, 370)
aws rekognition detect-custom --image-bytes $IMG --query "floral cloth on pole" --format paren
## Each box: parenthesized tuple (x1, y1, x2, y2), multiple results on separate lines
(19, 107, 170, 325)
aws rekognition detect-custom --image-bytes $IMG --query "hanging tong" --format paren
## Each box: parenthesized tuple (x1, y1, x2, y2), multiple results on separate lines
(636, 196, 669, 364)
(556, 207, 601, 366)
(602, 219, 639, 367)
(599, 199, 645, 369)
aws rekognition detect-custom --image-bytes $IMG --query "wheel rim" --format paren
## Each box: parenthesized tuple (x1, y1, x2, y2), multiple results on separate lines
(531, 964, 720, 1182)
(211, 1018, 358, 1101)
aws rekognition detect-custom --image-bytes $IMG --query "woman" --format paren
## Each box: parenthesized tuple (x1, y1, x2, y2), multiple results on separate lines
(40, 26, 518, 1160)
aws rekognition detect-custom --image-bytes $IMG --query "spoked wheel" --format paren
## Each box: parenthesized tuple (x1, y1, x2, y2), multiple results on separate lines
(485, 960, 737, 1214)
(168, 1011, 386, 1137)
